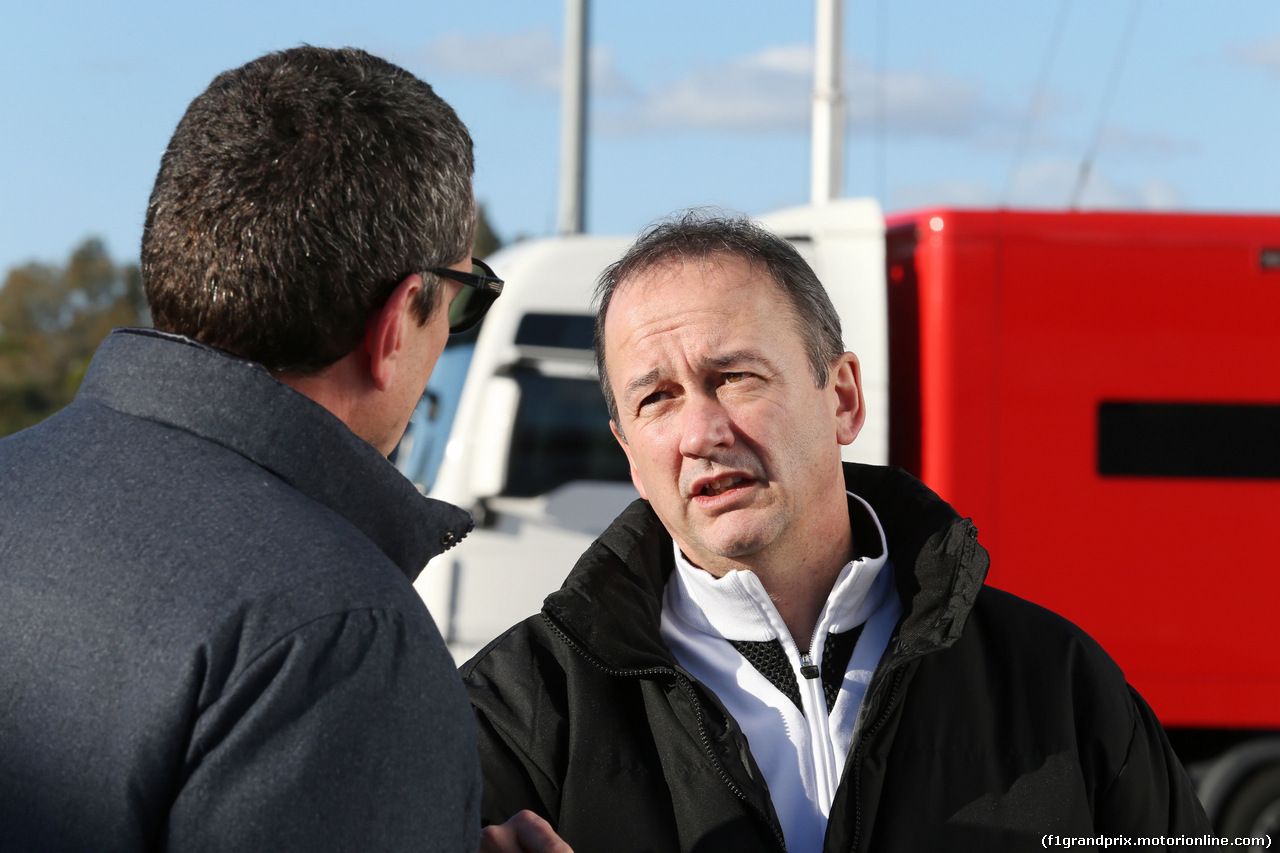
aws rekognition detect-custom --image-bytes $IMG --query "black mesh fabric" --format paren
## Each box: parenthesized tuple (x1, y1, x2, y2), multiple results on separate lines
(821, 624, 864, 713)
(729, 624, 867, 715)
(729, 638, 803, 711)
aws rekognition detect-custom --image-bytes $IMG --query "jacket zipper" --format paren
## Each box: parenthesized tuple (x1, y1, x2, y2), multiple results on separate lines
(848, 665, 905, 853)
(797, 647, 841, 810)
(544, 614, 791, 853)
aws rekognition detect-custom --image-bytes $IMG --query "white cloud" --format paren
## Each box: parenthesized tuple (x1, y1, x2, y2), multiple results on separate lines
(890, 179, 999, 210)
(1004, 159, 1182, 209)
(892, 160, 1180, 212)
(598, 45, 812, 133)
(598, 45, 985, 137)
(1096, 126, 1199, 158)
(417, 29, 632, 96)
(750, 44, 814, 76)
(1129, 179, 1181, 210)
(844, 59, 984, 136)
(418, 35, 1179, 162)
(587, 47, 635, 98)
(1228, 37, 1280, 76)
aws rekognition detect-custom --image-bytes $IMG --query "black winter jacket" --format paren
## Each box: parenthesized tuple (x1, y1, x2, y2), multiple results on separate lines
(462, 463, 1210, 852)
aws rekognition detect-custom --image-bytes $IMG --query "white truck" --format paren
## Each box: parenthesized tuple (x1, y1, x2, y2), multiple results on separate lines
(397, 199, 888, 663)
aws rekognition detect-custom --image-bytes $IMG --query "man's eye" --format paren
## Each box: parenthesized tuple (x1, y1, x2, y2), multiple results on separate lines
(638, 390, 667, 410)
(724, 373, 749, 384)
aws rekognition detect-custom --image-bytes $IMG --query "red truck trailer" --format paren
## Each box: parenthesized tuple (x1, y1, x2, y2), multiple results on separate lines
(885, 208, 1280, 839)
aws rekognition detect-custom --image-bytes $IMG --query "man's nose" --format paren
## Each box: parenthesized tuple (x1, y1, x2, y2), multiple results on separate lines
(678, 393, 734, 458)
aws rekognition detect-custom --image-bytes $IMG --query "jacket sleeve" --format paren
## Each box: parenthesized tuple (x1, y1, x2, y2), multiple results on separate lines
(472, 704, 558, 825)
(166, 608, 481, 853)
(461, 629, 570, 829)
(1094, 685, 1212, 836)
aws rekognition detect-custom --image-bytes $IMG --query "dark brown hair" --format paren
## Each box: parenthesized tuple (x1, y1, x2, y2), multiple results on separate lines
(142, 46, 474, 372)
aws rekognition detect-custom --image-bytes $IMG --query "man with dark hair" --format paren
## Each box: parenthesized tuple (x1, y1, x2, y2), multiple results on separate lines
(0, 47, 502, 851)
(463, 211, 1210, 851)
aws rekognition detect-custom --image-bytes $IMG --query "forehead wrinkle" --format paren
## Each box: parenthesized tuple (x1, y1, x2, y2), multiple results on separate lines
(701, 349, 776, 374)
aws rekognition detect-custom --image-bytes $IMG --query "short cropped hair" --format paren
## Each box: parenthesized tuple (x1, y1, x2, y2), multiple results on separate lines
(142, 46, 474, 372)
(593, 210, 845, 428)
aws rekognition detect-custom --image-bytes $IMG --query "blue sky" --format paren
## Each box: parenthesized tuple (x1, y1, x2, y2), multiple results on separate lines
(3, 1, 1279, 276)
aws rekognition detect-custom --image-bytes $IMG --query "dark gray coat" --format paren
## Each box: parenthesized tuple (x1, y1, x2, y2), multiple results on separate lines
(0, 329, 480, 852)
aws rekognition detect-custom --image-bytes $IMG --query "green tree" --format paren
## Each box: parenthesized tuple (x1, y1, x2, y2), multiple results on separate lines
(0, 239, 148, 437)
(474, 202, 503, 260)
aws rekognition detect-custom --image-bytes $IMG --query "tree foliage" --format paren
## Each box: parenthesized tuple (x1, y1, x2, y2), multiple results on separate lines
(474, 202, 503, 260)
(0, 239, 148, 437)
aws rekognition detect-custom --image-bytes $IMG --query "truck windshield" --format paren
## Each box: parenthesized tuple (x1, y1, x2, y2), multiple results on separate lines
(396, 335, 475, 492)
(503, 366, 632, 497)
(395, 312, 633, 498)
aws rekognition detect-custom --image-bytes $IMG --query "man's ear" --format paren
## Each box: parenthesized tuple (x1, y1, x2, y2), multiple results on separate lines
(610, 420, 648, 500)
(364, 274, 422, 392)
(831, 352, 865, 446)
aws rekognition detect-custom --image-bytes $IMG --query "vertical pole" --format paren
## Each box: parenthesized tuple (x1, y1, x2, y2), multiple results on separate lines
(811, 0, 845, 205)
(557, 0, 588, 234)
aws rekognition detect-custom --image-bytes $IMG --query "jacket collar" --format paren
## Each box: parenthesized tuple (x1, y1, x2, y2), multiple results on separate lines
(838, 465, 988, 666)
(77, 328, 472, 581)
(543, 463, 988, 672)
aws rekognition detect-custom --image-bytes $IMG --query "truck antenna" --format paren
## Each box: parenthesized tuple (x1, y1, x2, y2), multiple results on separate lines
(1002, 0, 1074, 208)
(1069, 0, 1143, 210)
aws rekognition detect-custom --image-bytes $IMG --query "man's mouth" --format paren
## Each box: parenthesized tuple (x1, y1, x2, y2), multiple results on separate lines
(699, 476, 748, 497)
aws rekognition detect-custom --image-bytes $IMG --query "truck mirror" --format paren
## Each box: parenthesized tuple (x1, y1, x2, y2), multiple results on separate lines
(469, 375, 521, 499)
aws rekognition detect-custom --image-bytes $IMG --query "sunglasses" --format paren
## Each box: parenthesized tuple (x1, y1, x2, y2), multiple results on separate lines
(427, 257, 505, 333)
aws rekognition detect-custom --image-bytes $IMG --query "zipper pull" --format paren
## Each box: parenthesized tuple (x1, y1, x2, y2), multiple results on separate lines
(799, 651, 820, 679)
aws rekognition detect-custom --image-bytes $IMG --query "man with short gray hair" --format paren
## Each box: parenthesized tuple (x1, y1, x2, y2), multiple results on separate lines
(464, 211, 1209, 852)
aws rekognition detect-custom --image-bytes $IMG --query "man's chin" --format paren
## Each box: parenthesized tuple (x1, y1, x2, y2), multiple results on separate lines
(685, 516, 783, 567)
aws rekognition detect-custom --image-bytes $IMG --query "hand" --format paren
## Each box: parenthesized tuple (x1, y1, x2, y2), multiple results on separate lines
(478, 810, 573, 853)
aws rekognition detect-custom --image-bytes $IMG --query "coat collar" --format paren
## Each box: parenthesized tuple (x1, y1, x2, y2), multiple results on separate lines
(838, 465, 988, 665)
(77, 328, 472, 581)
(543, 463, 988, 673)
